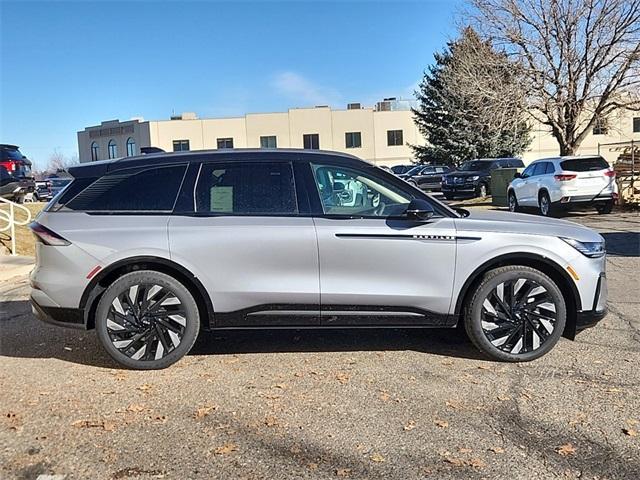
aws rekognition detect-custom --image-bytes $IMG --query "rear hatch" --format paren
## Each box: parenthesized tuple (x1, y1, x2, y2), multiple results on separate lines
(559, 157, 615, 195)
(0, 145, 33, 179)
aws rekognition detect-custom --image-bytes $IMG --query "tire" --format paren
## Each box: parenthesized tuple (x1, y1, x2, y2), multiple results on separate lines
(596, 200, 613, 214)
(477, 183, 488, 198)
(508, 191, 520, 212)
(538, 191, 553, 216)
(95, 270, 200, 370)
(464, 266, 566, 362)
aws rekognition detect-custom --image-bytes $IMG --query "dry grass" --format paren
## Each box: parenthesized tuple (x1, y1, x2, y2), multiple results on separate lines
(0, 202, 45, 257)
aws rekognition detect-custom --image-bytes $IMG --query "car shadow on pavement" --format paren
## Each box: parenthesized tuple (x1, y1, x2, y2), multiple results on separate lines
(600, 231, 640, 257)
(0, 300, 486, 369)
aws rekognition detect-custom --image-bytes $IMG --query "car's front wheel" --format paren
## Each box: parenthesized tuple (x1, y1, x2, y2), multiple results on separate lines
(508, 191, 519, 212)
(464, 266, 566, 362)
(95, 270, 200, 370)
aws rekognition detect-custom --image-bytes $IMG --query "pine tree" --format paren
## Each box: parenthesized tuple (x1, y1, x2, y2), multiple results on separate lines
(412, 27, 531, 165)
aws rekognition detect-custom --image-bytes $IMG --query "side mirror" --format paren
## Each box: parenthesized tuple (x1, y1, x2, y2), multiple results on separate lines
(405, 199, 434, 221)
(513, 172, 521, 178)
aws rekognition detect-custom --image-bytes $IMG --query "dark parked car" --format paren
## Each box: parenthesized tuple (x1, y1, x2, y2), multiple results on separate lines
(46, 177, 73, 198)
(399, 165, 452, 191)
(391, 164, 414, 175)
(34, 180, 53, 202)
(0, 144, 35, 203)
(442, 158, 524, 200)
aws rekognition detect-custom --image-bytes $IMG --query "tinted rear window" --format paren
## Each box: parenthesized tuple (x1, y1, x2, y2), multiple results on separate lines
(560, 157, 608, 172)
(62, 164, 187, 212)
(1, 147, 24, 161)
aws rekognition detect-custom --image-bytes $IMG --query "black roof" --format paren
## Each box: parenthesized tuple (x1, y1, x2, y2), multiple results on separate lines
(68, 148, 368, 178)
(0, 144, 20, 150)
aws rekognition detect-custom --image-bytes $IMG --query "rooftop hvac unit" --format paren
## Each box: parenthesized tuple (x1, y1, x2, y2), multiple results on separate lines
(347, 103, 361, 110)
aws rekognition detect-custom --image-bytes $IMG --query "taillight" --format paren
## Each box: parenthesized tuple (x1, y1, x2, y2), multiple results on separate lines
(604, 170, 616, 178)
(554, 174, 577, 181)
(29, 222, 70, 246)
(0, 160, 16, 172)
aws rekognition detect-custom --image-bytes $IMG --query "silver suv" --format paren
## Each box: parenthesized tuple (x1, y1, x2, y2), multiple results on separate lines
(30, 150, 607, 369)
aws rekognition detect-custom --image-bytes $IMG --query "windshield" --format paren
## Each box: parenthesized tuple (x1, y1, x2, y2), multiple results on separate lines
(459, 161, 492, 172)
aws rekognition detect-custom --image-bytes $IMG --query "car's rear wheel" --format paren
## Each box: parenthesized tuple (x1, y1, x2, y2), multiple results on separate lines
(464, 266, 566, 362)
(508, 191, 519, 212)
(596, 200, 613, 214)
(95, 270, 200, 370)
(538, 191, 553, 216)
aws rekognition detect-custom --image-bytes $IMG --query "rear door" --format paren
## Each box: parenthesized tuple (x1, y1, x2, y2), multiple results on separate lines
(307, 160, 456, 326)
(168, 159, 320, 327)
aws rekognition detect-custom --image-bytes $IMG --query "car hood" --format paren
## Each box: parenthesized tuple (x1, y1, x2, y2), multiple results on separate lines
(455, 210, 603, 243)
(445, 170, 487, 178)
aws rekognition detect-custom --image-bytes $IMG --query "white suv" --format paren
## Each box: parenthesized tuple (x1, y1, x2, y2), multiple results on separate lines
(508, 156, 618, 216)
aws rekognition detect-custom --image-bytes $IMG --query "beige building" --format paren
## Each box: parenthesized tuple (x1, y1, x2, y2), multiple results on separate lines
(77, 99, 424, 166)
(78, 101, 640, 166)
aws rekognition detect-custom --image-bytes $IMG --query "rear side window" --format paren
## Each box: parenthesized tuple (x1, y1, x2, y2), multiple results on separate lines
(195, 162, 297, 215)
(545, 163, 555, 174)
(64, 165, 187, 212)
(560, 157, 608, 172)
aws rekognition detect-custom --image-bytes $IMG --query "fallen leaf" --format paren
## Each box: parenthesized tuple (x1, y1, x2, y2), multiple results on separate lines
(307, 462, 319, 470)
(370, 452, 385, 463)
(623, 428, 638, 437)
(378, 390, 391, 402)
(444, 457, 464, 466)
(458, 447, 472, 454)
(213, 443, 238, 455)
(126, 404, 145, 413)
(265, 415, 278, 427)
(468, 458, 487, 469)
(489, 446, 505, 454)
(194, 405, 217, 419)
(336, 372, 350, 384)
(556, 443, 577, 456)
(497, 395, 511, 401)
(435, 419, 449, 428)
(336, 468, 351, 477)
(137, 383, 153, 391)
(403, 420, 416, 431)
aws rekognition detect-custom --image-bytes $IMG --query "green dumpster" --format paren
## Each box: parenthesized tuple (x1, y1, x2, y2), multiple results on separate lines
(491, 168, 518, 207)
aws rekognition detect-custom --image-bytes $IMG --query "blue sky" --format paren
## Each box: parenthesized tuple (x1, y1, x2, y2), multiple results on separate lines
(1, 0, 458, 169)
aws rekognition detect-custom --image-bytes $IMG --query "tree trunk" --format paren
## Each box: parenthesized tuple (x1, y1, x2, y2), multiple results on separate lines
(559, 143, 576, 156)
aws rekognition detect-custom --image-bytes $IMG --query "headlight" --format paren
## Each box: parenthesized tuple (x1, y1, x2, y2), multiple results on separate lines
(560, 237, 605, 258)
(469, 176, 479, 181)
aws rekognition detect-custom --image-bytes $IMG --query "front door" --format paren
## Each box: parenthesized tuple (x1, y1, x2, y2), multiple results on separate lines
(168, 160, 320, 327)
(308, 162, 457, 326)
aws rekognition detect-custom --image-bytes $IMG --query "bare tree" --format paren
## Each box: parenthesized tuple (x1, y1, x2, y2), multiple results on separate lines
(469, 0, 640, 155)
(47, 150, 79, 173)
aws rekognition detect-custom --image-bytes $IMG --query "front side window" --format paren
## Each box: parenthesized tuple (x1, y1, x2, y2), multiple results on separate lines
(108, 140, 118, 159)
(303, 134, 320, 150)
(260, 136, 277, 148)
(387, 130, 403, 146)
(65, 165, 187, 212)
(173, 140, 190, 152)
(217, 137, 234, 149)
(521, 164, 536, 178)
(345, 132, 362, 149)
(311, 164, 412, 218)
(91, 142, 99, 161)
(126, 137, 136, 157)
(195, 162, 297, 215)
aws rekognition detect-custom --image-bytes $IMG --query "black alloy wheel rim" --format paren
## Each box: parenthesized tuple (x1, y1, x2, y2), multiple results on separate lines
(106, 284, 186, 361)
(480, 278, 557, 354)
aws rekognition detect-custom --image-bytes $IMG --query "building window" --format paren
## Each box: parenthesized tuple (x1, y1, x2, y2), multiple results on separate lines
(90, 142, 99, 161)
(593, 116, 608, 135)
(387, 130, 403, 146)
(126, 137, 136, 157)
(108, 140, 118, 159)
(303, 133, 320, 150)
(633, 117, 640, 133)
(260, 136, 277, 148)
(345, 132, 362, 149)
(173, 140, 190, 152)
(217, 137, 234, 149)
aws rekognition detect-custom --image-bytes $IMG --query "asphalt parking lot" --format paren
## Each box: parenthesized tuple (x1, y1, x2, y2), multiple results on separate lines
(1, 208, 639, 480)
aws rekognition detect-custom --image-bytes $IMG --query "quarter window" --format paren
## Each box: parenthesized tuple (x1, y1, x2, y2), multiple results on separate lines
(90, 142, 99, 161)
(65, 165, 187, 212)
(173, 140, 190, 152)
(108, 140, 118, 159)
(126, 137, 136, 157)
(311, 164, 412, 218)
(260, 136, 277, 148)
(217, 138, 234, 149)
(345, 132, 362, 149)
(387, 130, 403, 146)
(195, 162, 297, 215)
(303, 134, 320, 150)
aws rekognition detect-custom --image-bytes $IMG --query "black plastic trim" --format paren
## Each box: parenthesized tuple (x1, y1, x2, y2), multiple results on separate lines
(31, 298, 86, 330)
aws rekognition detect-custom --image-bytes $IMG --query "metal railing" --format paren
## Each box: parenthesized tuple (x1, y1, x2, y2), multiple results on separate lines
(0, 197, 32, 256)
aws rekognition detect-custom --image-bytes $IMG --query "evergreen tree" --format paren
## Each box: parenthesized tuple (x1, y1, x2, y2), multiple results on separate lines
(412, 27, 531, 165)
